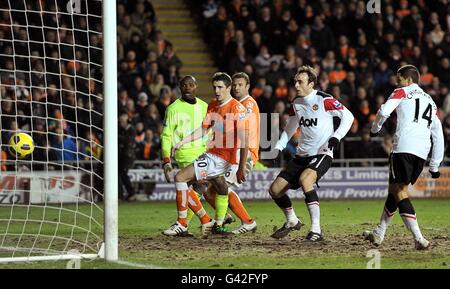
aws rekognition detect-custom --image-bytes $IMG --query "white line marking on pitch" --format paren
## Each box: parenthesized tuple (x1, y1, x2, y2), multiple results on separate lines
(112, 259, 166, 269)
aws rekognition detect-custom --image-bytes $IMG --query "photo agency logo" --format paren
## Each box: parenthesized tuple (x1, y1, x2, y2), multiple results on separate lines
(366, 0, 381, 14)
(366, 249, 381, 269)
(66, 249, 81, 269)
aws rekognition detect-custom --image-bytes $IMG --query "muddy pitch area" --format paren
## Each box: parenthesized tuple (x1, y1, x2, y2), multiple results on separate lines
(120, 226, 450, 267)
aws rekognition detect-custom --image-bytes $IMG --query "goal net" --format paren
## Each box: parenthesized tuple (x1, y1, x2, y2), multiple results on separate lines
(0, 0, 117, 262)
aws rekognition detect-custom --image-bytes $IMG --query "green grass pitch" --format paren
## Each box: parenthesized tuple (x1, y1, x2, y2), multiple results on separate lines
(1, 199, 449, 269)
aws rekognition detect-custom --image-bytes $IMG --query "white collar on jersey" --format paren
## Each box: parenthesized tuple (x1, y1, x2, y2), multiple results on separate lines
(297, 89, 317, 104)
(218, 96, 233, 107)
(239, 95, 251, 102)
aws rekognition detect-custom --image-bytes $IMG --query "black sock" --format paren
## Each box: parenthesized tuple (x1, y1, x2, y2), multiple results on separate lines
(273, 194, 292, 209)
(384, 193, 397, 214)
(304, 189, 319, 205)
(397, 198, 415, 215)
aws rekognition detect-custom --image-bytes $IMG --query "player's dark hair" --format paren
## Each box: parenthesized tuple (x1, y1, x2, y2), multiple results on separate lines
(232, 72, 250, 85)
(397, 65, 420, 83)
(212, 72, 232, 87)
(179, 75, 196, 85)
(296, 65, 317, 86)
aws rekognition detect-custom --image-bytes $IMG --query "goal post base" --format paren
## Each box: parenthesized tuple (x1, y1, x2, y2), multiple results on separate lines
(0, 253, 99, 264)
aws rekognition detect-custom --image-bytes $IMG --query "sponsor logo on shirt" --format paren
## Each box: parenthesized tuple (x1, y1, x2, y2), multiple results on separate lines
(299, 117, 318, 127)
(334, 100, 342, 109)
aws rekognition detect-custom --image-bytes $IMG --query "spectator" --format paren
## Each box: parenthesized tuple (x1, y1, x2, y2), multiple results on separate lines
(165, 64, 180, 89)
(118, 113, 136, 201)
(136, 92, 149, 118)
(139, 103, 160, 132)
(245, 32, 263, 58)
(310, 16, 335, 55)
(157, 43, 182, 76)
(253, 45, 273, 76)
(129, 76, 148, 100)
(229, 46, 252, 74)
(117, 15, 141, 44)
(274, 78, 288, 99)
(257, 85, 275, 114)
(149, 74, 165, 100)
(136, 129, 160, 161)
(50, 128, 78, 162)
(265, 61, 283, 87)
(328, 62, 347, 84)
(134, 121, 146, 144)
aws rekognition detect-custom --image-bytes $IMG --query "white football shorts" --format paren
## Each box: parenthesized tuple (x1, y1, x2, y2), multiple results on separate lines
(193, 152, 233, 181)
(224, 158, 253, 190)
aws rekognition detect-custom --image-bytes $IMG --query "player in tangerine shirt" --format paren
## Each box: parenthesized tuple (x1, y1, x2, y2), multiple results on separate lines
(203, 72, 259, 234)
(167, 72, 250, 235)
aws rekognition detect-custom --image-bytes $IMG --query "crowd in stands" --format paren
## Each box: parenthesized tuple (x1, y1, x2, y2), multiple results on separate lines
(2, 0, 450, 172)
(190, 0, 450, 161)
(1, 0, 169, 170)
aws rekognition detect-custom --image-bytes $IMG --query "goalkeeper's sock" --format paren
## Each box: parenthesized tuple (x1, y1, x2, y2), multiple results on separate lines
(175, 182, 189, 227)
(215, 194, 229, 226)
(187, 189, 211, 225)
(374, 193, 396, 237)
(304, 190, 321, 234)
(186, 209, 195, 226)
(228, 190, 253, 224)
(273, 194, 298, 225)
(186, 190, 202, 226)
(205, 188, 235, 222)
(204, 188, 216, 209)
(398, 198, 423, 241)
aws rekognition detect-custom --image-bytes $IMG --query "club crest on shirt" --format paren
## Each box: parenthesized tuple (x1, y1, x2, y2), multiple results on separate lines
(312, 104, 319, 111)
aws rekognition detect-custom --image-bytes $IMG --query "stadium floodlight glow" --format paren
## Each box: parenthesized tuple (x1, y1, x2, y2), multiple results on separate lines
(0, 0, 118, 263)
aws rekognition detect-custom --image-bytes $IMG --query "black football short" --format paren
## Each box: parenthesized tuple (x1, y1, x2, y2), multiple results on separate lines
(389, 153, 425, 185)
(277, 154, 332, 190)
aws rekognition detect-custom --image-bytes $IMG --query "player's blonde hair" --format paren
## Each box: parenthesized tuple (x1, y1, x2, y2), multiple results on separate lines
(295, 65, 318, 86)
(232, 72, 250, 86)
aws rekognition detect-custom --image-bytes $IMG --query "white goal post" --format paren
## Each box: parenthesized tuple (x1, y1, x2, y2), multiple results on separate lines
(0, 0, 117, 262)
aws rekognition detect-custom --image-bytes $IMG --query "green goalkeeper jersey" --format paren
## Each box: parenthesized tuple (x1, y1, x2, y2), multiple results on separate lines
(161, 97, 208, 166)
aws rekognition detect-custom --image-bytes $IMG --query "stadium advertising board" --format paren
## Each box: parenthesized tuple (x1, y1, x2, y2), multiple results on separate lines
(0, 171, 81, 204)
(1, 167, 447, 204)
(129, 167, 450, 201)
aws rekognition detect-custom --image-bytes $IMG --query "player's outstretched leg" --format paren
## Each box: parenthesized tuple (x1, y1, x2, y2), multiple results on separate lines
(303, 190, 323, 242)
(203, 187, 235, 225)
(300, 169, 323, 242)
(163, 182, 190, 236)
(206, 187, 255, 234)
(397, 197, 429, 250)
(363, 192, 397, 246)
(164, 164, 214, 236)
(210, 177, 232, 235)
(269, 177, 303, 239)
(228, 190, 257, 234)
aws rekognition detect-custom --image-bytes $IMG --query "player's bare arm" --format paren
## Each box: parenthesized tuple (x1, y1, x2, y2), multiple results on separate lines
(172, 126, 209, 156)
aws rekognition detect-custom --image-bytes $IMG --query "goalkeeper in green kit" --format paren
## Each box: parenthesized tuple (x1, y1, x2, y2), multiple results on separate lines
(161, 75, 233, 236)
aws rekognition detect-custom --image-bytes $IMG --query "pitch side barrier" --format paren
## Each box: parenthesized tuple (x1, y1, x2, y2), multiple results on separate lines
(127, 167, 450, 201)
(2, 166, 449, 204)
